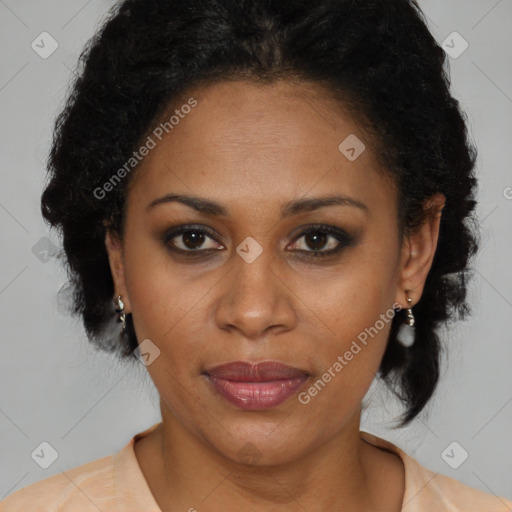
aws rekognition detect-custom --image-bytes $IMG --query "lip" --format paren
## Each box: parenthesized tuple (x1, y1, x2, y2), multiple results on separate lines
(204, 361, 310, 410)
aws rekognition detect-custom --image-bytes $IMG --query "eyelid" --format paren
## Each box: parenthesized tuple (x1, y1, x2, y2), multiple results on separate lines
(287, 224, 354, 255)
(162, 223, 355, 258)
(162, 224, 225, 251)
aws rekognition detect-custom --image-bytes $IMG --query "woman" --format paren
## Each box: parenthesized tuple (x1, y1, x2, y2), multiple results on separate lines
(1, 0, 510, 510)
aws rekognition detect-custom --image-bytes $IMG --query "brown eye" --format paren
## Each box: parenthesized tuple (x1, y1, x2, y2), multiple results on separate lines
(181, 230, 206, 249)
(302, 232, 331, 251)
(288, 225, 355, 258)
(163, 226, 223, 253)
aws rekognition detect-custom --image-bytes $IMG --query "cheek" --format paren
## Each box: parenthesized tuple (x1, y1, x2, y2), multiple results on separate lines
(123, 210, 399, 380)
(122, 236, 219, 376)
(306, 281, 393, 389)
(302, 235, 398, 340)
(296, 284, 396, 426)
(121, 231, 185, 341)
(294, 238, 399, 400)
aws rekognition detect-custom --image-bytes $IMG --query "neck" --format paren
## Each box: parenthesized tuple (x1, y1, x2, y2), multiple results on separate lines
(149, 401, 381, 511)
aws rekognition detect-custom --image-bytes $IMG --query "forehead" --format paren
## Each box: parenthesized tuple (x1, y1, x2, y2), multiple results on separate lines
(126, 79, 396, 217)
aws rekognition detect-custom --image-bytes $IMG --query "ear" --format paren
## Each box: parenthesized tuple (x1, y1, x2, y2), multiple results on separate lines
(104, 225, 131, 313)
(395, 193, 446, 308)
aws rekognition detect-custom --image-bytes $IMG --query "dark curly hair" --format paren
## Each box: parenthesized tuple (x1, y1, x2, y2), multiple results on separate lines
(41, 0, 479, 427)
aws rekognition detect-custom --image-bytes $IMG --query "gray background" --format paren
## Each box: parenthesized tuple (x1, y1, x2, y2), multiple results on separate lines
(1, 0, 511, 504)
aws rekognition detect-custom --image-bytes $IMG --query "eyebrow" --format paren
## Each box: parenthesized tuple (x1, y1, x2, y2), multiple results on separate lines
(146, 193, 369, 217)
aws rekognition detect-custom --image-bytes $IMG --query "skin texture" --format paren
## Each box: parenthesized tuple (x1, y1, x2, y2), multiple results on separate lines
(105, 79, 445, 512)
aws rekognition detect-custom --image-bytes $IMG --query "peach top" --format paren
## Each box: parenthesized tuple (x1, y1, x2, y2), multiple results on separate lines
(1, 422, 511, 511)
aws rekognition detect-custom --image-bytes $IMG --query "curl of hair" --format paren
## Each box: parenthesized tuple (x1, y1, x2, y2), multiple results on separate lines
(41, 0, 479, 426)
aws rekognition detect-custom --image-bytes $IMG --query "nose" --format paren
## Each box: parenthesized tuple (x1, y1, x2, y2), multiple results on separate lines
(214, 246, 297, 341)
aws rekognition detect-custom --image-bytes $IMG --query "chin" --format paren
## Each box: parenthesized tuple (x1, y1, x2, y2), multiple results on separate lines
(197, 413, 321, 467)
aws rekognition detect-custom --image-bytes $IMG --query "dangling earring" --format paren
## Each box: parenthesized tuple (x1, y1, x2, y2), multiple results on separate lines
(396, 288, 415, 347)
(113, 295, 126, 335)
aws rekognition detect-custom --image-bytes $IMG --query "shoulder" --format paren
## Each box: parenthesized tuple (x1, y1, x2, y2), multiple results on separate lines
(360, 430, 512, 511)
(0, 453, 116, 512)
(404, 457, 512, 511)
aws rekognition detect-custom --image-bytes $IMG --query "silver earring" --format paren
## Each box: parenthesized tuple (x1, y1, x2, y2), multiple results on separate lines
(396, 289, 415, 347)
(113, 295, 126, 335)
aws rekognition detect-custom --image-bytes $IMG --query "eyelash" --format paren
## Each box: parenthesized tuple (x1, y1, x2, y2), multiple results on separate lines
(161, 224, 355, 259)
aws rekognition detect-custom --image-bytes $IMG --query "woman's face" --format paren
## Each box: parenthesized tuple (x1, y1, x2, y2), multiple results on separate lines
(106, 79, 443, 465)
